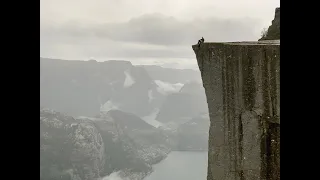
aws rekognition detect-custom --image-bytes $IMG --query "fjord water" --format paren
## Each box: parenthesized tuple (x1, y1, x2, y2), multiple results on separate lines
(144, 151, 208, 180)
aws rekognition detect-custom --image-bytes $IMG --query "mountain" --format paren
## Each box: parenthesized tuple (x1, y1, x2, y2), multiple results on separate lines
(40, 58, 211, 177)
(40, 108, 106, 180)
(155, 81, 208, 125)
(174, 113, 210, 151)
(40, 58, 207, 127)
(41, 108, 170, 180)
(102, 110, 171, 164)
(138, 65, 202, 84)
(40, 58, 166, 117)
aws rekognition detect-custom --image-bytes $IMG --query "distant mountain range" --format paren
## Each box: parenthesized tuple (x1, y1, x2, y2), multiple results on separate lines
(40, 57, 209, 180)
(137, 65, 201, 84)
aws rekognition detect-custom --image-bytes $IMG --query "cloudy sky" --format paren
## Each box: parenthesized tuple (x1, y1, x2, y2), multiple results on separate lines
(40, 0, 280, 69)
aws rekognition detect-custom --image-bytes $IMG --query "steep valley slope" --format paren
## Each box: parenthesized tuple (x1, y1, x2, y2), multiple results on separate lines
(40, 58, 210, 180)
(40, 108, 170, 180)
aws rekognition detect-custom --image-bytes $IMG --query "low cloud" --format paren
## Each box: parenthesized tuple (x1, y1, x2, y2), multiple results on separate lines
(40, 13, 263, 60)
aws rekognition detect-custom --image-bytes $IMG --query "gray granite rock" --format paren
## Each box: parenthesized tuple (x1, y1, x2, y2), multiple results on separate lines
(192, 40, 280, 180)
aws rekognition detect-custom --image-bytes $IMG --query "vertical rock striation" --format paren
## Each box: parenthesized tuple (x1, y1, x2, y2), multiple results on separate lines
(192, 40, 280, 180)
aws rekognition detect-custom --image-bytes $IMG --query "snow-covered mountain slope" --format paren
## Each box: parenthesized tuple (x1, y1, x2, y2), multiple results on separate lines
(153, 80, 183, 95)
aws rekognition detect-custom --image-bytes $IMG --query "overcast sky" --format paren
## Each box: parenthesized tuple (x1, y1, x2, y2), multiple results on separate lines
(40, 0, 280, 69)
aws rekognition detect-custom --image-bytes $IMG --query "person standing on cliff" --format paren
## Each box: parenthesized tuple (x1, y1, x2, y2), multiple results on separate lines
(198, 37, 205, 47)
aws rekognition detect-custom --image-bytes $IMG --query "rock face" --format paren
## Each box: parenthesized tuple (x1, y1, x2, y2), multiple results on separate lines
(101, 110, 171, 165)
(40, 108, 170, 180)
(40, 108, 105, 180)
(192, 41, 280, 180)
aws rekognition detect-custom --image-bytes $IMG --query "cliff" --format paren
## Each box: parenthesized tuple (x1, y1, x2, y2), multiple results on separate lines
(260, 7, 280, 41)
(40, 108, 106, 180)
(40, 108, 170, 180)
(192, 40, 280, 180)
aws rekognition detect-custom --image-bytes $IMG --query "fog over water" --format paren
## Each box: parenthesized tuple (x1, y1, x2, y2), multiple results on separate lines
(41, 1, 279, 180)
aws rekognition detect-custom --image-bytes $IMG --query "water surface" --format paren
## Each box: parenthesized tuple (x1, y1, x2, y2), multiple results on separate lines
(144, 151, 208, 180)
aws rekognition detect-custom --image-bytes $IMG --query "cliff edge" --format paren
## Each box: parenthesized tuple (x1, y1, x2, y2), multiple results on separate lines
(192, 40, 280, 180)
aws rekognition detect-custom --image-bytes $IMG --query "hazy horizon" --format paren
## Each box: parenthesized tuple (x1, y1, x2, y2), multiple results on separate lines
(40, 2, 280, 179)
(40, 0, 280, 69)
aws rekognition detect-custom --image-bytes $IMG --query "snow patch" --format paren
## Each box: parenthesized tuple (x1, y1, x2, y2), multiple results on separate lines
(77, 116, 105, 121)
(148, 90, 154, 103)
(102, 171, 126, 180)
(123, 70, 135, 88)
(100, 100, 119, 113)
(154, 80, 183, 95)
(141, 109, 163, 128)
(101, 171, 146, 180)
(41, 117, 64, 128)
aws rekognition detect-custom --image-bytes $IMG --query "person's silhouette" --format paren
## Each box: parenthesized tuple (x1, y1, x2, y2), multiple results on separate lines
(197, 37, 205, 47)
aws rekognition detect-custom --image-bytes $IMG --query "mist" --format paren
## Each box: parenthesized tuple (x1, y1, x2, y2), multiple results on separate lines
(40, 1, 280, 180)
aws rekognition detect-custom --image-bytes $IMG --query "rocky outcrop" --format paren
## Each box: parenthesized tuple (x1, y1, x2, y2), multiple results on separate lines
(40, 108, 105, 180)
(40, 108, 170, 180)
(101, 110, 171, 165)
(192, 41, 280, 180)
(260, 7, 280, 41)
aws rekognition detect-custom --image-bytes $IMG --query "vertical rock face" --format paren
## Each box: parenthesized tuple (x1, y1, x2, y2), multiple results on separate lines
(192, 41, 280, 180)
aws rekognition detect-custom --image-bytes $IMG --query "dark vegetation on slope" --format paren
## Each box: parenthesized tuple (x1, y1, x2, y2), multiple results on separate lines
(40, 109, 106, 180)
(40, 108, 170, 180)
(260, 7, 280, 41)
